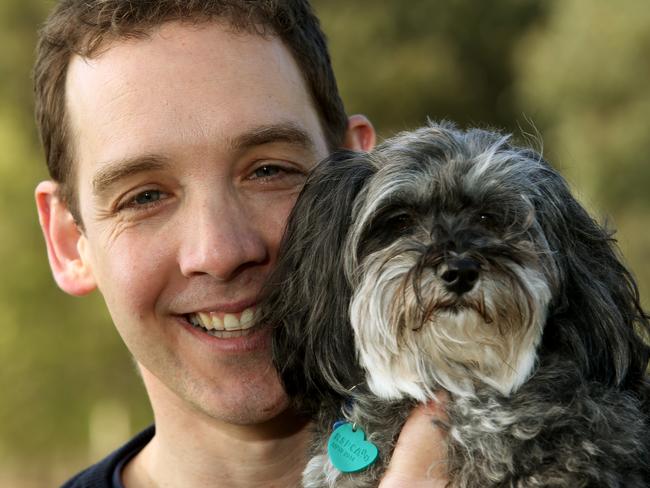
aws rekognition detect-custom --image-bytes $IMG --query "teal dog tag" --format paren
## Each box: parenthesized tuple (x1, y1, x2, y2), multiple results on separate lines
(327, 422, 379, 473)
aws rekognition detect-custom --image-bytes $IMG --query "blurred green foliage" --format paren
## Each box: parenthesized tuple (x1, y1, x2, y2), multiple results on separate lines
(0, 0, 647, 485)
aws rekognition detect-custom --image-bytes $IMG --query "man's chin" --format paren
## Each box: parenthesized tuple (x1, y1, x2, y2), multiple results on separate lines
(137, 359, 289, 425)
(194, 387, 292, 427)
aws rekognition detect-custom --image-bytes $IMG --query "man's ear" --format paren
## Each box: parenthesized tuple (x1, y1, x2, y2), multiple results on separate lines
(35, 181, 96, 296)
(343, 114, 376, 152)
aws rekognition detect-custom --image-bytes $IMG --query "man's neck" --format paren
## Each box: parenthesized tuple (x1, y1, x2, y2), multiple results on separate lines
(122, 368, 310, 488)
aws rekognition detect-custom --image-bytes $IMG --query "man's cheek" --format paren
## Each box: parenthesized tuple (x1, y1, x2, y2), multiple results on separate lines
(258, 196, 300, 246)
(100, 246, 164, 311)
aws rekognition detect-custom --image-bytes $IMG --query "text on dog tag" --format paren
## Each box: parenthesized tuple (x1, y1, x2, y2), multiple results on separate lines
(327, 422, 379, 473)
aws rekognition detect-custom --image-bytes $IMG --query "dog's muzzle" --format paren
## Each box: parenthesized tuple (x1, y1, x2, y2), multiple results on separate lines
(440, 256, 481, 295)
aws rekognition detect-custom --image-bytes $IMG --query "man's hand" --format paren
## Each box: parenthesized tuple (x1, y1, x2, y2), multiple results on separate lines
(379, 392, 450, 487)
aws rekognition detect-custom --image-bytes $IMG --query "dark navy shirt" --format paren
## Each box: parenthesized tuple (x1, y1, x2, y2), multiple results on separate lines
(61, 426, 155, 488)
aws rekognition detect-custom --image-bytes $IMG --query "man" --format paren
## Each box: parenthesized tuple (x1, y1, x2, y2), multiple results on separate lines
(34, 1, 448, 486)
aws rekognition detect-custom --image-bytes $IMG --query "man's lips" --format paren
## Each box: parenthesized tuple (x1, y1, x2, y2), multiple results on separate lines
(184, 306, 257, 333)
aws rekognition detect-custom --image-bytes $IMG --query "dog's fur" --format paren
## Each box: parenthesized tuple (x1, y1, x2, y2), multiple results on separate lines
(257, 122, 650, 487)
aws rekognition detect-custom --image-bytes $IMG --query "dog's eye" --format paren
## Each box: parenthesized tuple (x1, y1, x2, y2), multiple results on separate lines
(386, 213, 415, 233)
(359, 212, 415, 256)
(479, 213, 497, 227)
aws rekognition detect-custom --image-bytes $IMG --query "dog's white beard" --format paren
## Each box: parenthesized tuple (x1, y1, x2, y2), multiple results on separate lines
(350, 249, 551, 400)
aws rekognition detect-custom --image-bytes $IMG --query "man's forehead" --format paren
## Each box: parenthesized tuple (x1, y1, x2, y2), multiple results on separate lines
(67, 20, 281, 76)
(65, 22, 279, 102)
(64, 20, 327, 180)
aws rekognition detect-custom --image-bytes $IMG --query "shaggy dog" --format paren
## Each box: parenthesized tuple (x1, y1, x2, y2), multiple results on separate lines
(257, 122, 650, 487)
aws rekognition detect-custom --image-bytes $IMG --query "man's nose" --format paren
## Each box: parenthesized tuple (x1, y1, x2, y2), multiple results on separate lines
(177, 197, 268, 281)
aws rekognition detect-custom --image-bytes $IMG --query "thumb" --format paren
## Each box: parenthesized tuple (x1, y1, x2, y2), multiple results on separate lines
(380, 391, 450, 487)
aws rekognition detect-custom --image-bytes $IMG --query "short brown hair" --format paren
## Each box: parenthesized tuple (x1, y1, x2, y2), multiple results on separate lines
(33, 0, 348, 223)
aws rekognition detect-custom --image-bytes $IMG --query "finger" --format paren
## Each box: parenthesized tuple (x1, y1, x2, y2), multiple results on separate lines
(380, 391, 450, 487)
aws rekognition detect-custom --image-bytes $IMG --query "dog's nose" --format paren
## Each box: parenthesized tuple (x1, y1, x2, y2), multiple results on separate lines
(440, 258, 480, 295)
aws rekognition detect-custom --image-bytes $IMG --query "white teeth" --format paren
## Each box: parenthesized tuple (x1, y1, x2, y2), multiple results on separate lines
(239, 307, 256, 330)
(189, 306, 257, 332)
(211, 315, 224, 330)
(198, 312, 213, 330)
(223, 314, 239, 331)
(240, 308, 254, 327)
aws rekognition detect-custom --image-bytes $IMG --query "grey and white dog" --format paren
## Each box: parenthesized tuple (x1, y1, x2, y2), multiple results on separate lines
(258, 122, 650, 487)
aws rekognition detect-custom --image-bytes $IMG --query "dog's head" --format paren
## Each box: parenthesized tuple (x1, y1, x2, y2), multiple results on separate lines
(259, 122, 649, 410)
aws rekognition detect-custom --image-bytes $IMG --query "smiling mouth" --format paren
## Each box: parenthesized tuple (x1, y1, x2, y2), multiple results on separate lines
(184, 306, 258, 338)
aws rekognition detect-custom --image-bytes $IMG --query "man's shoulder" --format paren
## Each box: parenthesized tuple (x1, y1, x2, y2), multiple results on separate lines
(60, 425, 155, 488)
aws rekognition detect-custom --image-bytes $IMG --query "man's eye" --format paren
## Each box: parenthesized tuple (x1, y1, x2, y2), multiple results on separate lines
(246, 162, 307, 190)
(134, 190, 163, 205)
(252, 165, 283, 179)
(117, 189, 168, 212)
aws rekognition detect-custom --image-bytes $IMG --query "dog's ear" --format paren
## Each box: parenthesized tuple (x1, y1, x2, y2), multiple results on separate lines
(530, 154, 650, 390)
(258, 150, 377, 413)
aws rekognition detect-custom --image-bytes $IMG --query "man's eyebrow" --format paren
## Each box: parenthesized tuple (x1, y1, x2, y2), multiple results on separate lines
(91, 124, 315, 196)
(92, 155, 170, 197)
(229, 122, 316, 153)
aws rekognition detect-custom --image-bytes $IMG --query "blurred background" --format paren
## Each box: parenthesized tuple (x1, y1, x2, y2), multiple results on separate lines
(1, 0, 648, 485)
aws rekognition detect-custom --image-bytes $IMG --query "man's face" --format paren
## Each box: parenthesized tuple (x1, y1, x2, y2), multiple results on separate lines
(65, 22, 330, 424)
